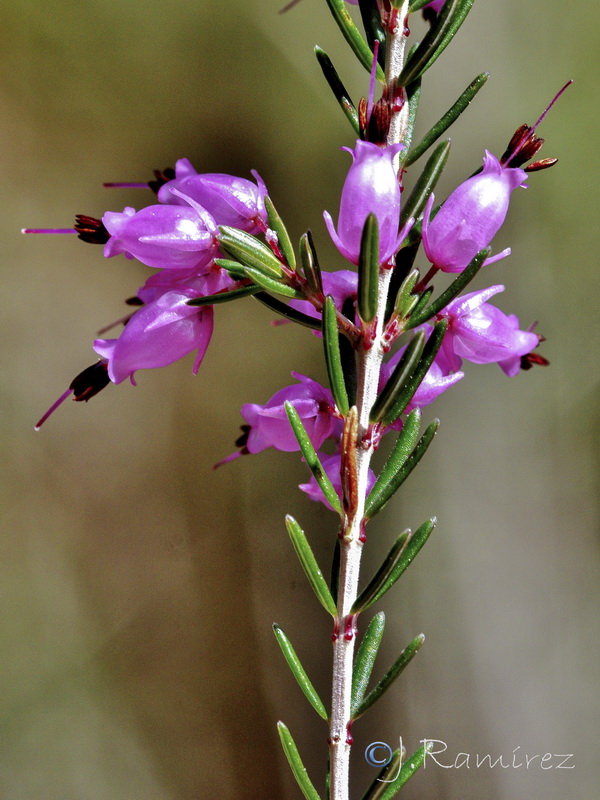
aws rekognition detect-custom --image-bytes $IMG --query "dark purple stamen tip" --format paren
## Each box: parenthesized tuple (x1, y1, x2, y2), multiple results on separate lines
(35, 361, 111, 430)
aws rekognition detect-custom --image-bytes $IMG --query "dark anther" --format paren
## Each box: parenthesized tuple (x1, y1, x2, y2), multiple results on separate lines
(501, 124, 552, 169)
(148, 167, 176, 194)
(69, 360, 111, 402)
(234, 425, 251, 449)
(74, 215, 110, 244)
(520, 352, 550, 371)
(125, 296, 144, 306)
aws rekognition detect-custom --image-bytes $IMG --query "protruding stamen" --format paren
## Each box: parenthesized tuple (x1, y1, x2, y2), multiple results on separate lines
(502, 80, 572, 167)
(103, 182, 150, 188)
(21, 228, 76, 234)
(35, 360, 111, 430)
(34, 388, 73, 430)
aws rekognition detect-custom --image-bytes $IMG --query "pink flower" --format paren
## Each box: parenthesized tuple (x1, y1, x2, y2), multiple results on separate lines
(103, 202, 218, 271)
(157, 158, 268, 233)
(422, 150, 527, 273)
(324, 140, 405, 265)
(436, 286, 540, 374)
(241, 372, 342, 454)
(93, 289, 214, 384)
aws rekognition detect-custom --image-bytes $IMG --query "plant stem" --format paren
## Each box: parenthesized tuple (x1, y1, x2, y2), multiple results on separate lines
(328, 7, 410, 799)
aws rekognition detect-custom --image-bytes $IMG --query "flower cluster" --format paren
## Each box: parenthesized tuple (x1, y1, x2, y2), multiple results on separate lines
(33, 103, 556, 508)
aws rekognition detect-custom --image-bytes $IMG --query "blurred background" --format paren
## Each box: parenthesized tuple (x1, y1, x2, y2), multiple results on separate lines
(1, 1, 598, 798)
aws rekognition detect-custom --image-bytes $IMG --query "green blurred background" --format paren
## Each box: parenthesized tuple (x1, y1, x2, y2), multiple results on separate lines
(1, 1, 598, 798)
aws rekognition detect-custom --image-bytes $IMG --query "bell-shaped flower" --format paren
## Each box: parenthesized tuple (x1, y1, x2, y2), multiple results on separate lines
(422, 150, 527, 273)
(240, 372, 342, 455)
(299, 453, 376, 512)
(93, 289, 214, 384)
(324, 140, 405, 265)
(103, 197, 218, 271)
(437, 285, 540, 374)
(157, 158, 268, 233)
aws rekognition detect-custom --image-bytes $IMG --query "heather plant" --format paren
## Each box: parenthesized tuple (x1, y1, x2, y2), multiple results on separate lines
(27, 1, 568, 797)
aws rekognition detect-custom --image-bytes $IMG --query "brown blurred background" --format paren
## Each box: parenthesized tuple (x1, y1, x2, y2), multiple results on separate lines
(1, 1, 598, 798)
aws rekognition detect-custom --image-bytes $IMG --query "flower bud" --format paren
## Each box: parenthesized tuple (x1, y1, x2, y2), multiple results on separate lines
(422, 150, 527, 273)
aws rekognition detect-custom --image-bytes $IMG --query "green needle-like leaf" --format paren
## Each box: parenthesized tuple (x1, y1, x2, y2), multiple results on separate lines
(407, 247, 490, 328)
(277, 722, 323, 800)
(315, 47, 360, 135)
(285, 516, 338, 617)
(369, 408, 422, 500)
(357, 0, 386, 64)
(354, 633, 425, 719)
(398, 75, 422, 162)
(371, 741, 433, 798)
(357, 213, 380, 324)
(404, 72, 489, 167)
(323, 296, 350, 416)
(377, 319, 447, 427)
(351, 612, 385, 717)
(400, 140, 450, 228)
(351, 529, 411, 615)
(370, 333, 426, 424)
(214, 257, 247, 279)
(186, 284, 261, 306)
(407, 285, 432, 319)
(366, 419, 439, 517)
(409, 0, 436, 11)
(360, 748, 404, 800)
(253, 292, 322, 331)
(324, 0, 385, 79)
(284, 401, 342, 515)
(398, 0, 473, 87)
(393, 268, 420, 320)
(243, 267, 303, 299)
(273, 625, 328, 721)
(218, 225, 284, 277)
(299, 230, 323, 295)
(265, 196, 296, 271)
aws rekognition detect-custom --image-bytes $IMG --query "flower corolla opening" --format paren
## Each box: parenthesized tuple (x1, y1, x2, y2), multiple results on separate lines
(422, 151, 527, 273)
(240, 373, 342, 455)
(324, 140, 404, 266)
(439, 286, 540, 373)
(93, 290, 214, 384)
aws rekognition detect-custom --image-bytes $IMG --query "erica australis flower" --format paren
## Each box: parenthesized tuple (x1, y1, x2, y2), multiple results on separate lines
(324, 140, 405, 265)
(223, 373, 342, 461)
(93, 290, 214, 384)
(436, 286, 540, 375)
(157, 158, 268, 234)
(103, 202, 218, 271)
(422, 150, 528, 273)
